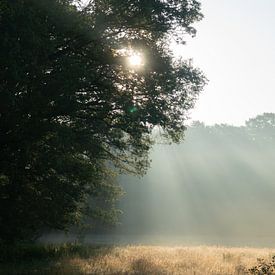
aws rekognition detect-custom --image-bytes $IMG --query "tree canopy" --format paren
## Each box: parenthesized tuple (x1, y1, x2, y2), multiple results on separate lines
(0, 0, 205, 242)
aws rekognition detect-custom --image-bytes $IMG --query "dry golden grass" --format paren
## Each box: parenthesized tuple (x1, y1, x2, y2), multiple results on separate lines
(2, 244, 275, 274)
(60, 245, 275, 274)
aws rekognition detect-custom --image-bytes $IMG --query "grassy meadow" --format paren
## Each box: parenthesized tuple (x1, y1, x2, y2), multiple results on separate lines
(1, 243, 275, 274)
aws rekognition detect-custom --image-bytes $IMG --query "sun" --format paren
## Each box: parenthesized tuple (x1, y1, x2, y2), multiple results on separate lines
(128, 53, 143, 67)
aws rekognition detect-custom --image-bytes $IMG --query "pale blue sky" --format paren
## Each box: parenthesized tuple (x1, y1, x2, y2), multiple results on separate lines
(174, 0, 275, 125)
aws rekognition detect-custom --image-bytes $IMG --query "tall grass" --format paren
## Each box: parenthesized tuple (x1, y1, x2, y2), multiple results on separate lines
(1, 243, 275, 274)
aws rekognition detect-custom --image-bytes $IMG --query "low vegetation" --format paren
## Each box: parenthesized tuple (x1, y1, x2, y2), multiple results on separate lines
(1, 243, 275, 274)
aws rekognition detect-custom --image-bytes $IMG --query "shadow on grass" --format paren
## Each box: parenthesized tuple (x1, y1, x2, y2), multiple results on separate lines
(0, 259, 84, 275)
(0, 243, 113, 274)
(131, 258, 166, 275)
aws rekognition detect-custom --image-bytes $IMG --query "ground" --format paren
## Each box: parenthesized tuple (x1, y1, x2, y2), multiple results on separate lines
(1, 244, 274, 274)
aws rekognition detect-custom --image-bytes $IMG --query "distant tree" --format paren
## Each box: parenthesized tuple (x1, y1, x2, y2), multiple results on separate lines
(246, 113, 275, 129)
(0, 0, 205, 242)
(245, 113, 275, 143)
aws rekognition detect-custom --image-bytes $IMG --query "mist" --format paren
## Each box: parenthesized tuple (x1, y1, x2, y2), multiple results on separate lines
(111, 113, 275, 247)
(40, 113, 275, 247)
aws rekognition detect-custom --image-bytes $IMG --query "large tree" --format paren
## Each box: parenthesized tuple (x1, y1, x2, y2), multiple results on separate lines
(0, 0, 206, 242)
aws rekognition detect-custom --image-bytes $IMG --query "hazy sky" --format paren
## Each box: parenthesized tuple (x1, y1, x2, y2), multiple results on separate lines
(174, 0, 275, 126)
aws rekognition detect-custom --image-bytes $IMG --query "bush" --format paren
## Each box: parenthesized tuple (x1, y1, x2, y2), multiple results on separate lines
(248, 256, 275, 275)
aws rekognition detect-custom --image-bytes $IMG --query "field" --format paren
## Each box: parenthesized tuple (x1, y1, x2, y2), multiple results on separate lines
(1, 244, 275, 274)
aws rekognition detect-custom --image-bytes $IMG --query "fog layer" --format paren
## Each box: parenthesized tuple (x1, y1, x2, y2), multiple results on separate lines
(115, 113, 275, 246)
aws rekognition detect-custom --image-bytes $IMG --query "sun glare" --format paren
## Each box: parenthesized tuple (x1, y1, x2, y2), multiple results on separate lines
(128, 54, 143, 67)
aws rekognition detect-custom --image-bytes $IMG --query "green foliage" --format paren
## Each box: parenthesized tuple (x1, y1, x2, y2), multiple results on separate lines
(0, 0, 205, 242)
